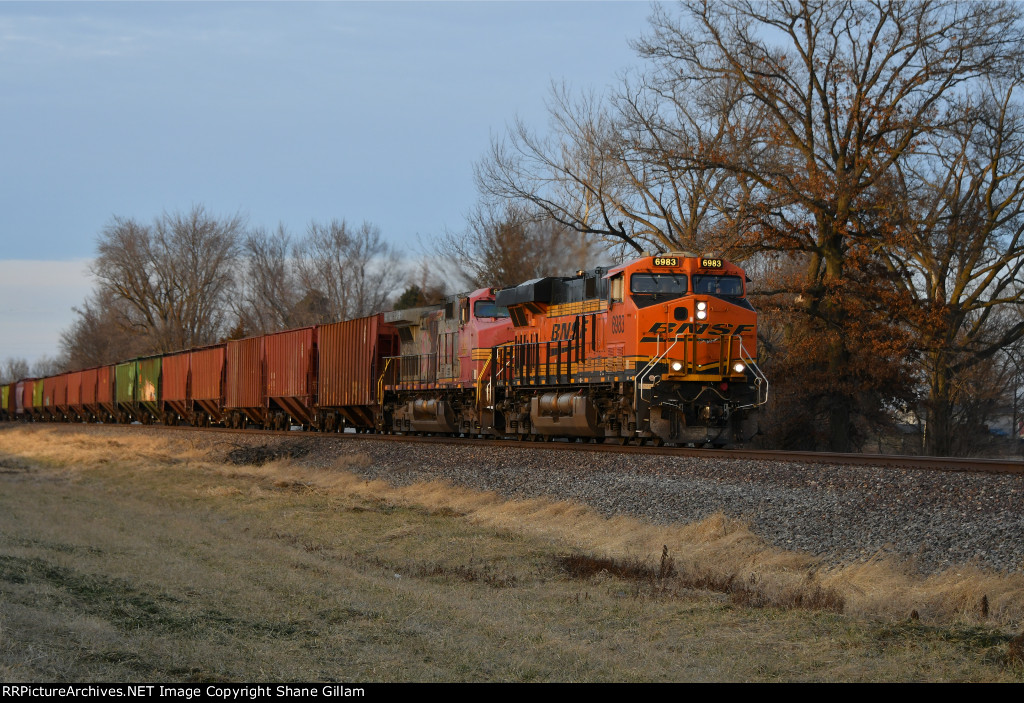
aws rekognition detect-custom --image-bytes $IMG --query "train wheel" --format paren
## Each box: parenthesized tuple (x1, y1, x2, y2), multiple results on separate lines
(651, 437, 665, 447)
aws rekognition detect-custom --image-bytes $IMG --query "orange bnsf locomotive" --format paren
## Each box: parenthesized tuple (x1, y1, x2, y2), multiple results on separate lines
(378, 253, 766, 446)
(489, 253, 767, 445)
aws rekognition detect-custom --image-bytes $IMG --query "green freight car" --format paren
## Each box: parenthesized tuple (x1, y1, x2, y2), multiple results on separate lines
(115, 357, 162, 423)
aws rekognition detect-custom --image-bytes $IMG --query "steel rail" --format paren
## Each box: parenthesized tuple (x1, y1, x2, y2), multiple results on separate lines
(9, 420, 1023, 476)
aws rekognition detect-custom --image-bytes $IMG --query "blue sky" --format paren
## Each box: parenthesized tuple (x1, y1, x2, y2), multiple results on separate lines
(0, 1, 653, 362)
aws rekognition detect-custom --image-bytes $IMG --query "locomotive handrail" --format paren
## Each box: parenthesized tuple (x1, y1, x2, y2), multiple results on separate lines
(635, 332, 766, 412)
(475, 354, 493, 409)
(383, 353, 438, 387)
(634, 333, 684, 410)
(494, 341, 581, 388)
(376, 357, 394, 402)
(501, 346, 515, 386)
(736, 339, 769, 409)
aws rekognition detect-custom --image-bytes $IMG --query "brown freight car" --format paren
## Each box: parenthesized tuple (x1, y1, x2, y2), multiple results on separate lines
(161, 351, 190, 424)
(80, 367, 99, 422)
(80, 366, 114, 422)
(161, 344, 227, 426)
(42, 376, 59, 421)
(225, 336, 265, 428)
(66, 370, 84, 421)
(55, 373, 69, 421)
(265, 327, 317, 430)
(190, 344, 226, 426)
(317, 314, 399, 431)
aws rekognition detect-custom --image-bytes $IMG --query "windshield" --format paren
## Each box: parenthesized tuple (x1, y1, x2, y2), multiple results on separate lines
(474, 300, 510, 318)
(692, 275, 743, 297)
(630, 273, 688, 295)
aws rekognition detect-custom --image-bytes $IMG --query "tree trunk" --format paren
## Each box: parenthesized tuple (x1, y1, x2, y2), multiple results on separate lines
(925, 357, 953, 456)
(820, 230, 852, 453)
(827, 339, 852, 453)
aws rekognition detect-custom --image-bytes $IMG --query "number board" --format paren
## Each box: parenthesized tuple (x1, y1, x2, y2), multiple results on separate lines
(700, 257, 724, 269)
(653, 256, 679, 267)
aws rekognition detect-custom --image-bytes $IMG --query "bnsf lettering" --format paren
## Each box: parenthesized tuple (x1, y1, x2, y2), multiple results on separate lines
(550, 322, 574, 341)
(640, 322, 753, 342)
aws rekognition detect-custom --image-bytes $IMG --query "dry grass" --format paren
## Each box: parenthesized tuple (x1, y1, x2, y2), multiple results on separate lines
(0, 424, 1022, 681)
(224, 455, 1024, 629)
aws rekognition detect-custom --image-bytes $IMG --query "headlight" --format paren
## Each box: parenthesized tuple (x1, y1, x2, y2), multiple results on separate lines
(696, 310, 707, 320)
(696, 301, 707, 311)
(733, 363, 746, 374)
(671, 361, 683, 372)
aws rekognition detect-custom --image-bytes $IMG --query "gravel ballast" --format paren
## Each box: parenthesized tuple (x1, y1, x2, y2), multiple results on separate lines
(207, 430, 1024, 575)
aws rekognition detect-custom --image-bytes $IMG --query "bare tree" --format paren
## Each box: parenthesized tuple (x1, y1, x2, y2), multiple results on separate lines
(481, 1, 1024, 451)
(234, 224, 301, 335)
(635, 0, 1023, 450)
(92, 205, 244, 352)
(477, 79, 754, 257)
(60, 288, 146, 369)
(884, 78, 1024, 454)
(0, 358, 30, 385)
(30, 355, 66, 378)
(293, 219, 403, 322)
(432, 202, 600, 290)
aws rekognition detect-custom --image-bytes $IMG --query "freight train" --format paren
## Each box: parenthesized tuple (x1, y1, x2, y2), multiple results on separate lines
(0, 253, 767, 446)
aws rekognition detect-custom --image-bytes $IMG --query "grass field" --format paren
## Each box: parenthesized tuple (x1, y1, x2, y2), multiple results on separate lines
(0, 424, 1022, 682)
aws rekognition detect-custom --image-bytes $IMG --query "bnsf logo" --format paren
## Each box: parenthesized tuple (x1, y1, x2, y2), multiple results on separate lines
(640, 321, 753, 342)
(550, 322, 576, 341)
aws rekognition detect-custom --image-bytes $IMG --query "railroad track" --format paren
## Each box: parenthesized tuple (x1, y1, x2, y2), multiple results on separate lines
(14, 420, 1024, 476)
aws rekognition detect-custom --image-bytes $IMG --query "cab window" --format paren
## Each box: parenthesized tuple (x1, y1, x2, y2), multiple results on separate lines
(473, 300, 510, 318)
(630, 273, 688, 295)
(692, 275, 743, 297)
(610, 274, 624, 303)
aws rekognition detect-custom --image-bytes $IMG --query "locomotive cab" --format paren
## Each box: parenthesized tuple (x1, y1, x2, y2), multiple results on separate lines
(382, 288, 516, 435)
(618, 254, 766, 445)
